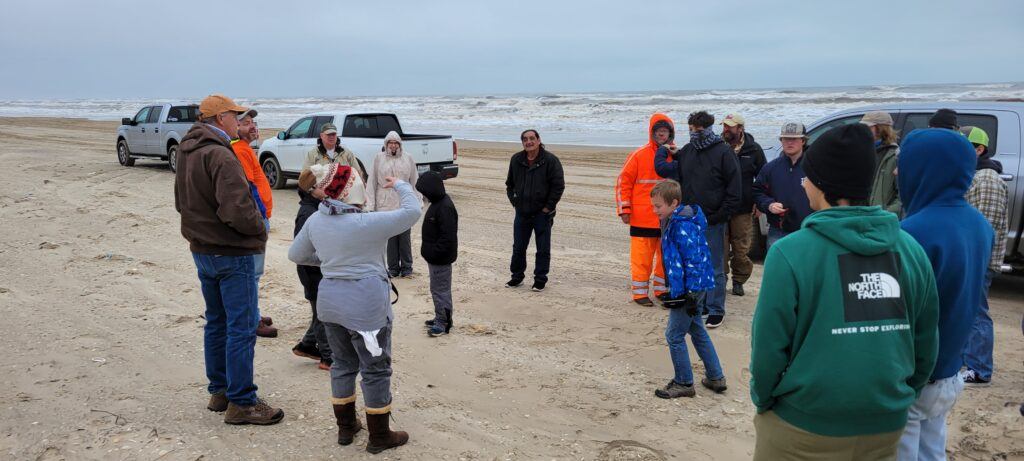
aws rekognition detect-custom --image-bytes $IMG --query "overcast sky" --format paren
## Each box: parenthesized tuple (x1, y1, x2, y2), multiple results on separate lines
(2, 0, 1022, 99)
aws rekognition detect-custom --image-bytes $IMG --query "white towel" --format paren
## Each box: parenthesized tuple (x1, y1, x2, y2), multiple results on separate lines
(358, 329, 383, 357)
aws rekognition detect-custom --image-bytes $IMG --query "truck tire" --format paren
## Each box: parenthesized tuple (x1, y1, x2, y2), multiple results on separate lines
(117, 139, 135, 167)
(262, 155, 286, 189)
(167, 143, 178, 173)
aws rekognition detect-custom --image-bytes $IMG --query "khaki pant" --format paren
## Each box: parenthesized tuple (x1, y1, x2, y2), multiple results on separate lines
(727, 213, 754, 284)
(753, 411, 901, 461)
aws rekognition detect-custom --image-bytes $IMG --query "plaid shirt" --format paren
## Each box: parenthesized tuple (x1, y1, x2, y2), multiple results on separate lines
(966, 168, 1009, 271)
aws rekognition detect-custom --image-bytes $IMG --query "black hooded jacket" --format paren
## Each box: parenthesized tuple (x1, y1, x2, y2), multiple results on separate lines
(416, 171, 459, 265)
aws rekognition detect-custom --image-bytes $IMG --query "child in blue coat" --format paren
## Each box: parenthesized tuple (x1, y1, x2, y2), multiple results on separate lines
(650, 180, 726, 398)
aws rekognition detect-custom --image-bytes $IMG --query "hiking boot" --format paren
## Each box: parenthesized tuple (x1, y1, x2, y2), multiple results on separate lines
(207, 392, 228, 412)
(531, 280, 546, 292)
(705, 315, 724, 329)
(333, 402, 362, 446)
(960, 369, 991, 386)
(319, 357, 333, 371)
(633, 297, 654, 307)
(654, 380, 695, 399)
(224, 399, 284, 425)
(292, 342, 321, 361)
(701, 377, 728, 393)
(731, 282, 745, 296)
(256, 318, 278, 338)
(365, 411, 409, 454)
(505, 278, 524, 288)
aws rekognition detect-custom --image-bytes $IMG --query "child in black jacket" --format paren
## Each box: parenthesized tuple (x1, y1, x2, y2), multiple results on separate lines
(416, 171, 459, 337)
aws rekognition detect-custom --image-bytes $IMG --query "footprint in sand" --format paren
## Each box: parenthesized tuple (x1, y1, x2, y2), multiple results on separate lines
(598, 440, 667, 461)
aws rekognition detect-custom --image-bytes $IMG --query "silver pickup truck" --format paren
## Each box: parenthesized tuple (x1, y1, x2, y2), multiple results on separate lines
(116, 103, 198, 172)
(760, 101, 1024, 271)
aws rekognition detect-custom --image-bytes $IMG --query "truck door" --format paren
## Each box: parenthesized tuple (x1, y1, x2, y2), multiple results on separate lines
(126, 106, 151, 153)
(141, 105, 164, 154)
(279, 116, 316, 173)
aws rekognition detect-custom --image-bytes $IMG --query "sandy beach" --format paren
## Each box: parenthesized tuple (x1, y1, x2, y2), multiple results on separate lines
(1, 116, 1022, 460)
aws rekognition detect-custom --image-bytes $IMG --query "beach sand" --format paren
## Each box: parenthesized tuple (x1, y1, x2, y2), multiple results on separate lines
(1, 117, 1022, 460)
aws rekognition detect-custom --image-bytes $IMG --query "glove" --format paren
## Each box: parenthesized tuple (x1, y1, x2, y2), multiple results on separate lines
(662, 292, 702, 317)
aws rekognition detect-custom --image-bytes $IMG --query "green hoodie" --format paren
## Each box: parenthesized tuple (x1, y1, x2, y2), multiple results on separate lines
(750, 206, 938, 437)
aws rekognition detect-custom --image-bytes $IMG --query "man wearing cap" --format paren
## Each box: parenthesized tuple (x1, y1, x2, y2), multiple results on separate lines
(175, 94, 284, 425)
(302, 123, 366, 185)
(960, 126, 1008, 386)
(864, 111, 903, 216)
(897, 128, 992, 460)
(928, 108, 959, 131)
(753, 122, 814, 249)
(751, 124, 939, 460)
(720, 113, 766, 296)
(230, 109, 278, 338)
(615, 113, 675, 306)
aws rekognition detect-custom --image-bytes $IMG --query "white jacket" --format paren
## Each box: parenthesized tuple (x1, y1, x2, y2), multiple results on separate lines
(367, 131, 419, 211)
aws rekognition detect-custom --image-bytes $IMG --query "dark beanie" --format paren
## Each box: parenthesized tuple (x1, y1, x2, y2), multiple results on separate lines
(802, 124, 876, 200)
(928, 109, 959, 130)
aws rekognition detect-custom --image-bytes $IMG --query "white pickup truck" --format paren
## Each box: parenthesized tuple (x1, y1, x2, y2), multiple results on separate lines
(116, 103, 198, 172)
(257, 111, 459, 188)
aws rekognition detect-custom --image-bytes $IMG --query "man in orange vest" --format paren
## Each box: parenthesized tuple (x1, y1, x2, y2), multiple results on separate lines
(231, 109, 278, 338)
(616, 113, 675, 306)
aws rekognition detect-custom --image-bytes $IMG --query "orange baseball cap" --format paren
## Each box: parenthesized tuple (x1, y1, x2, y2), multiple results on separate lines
(199, 94, 248, 118)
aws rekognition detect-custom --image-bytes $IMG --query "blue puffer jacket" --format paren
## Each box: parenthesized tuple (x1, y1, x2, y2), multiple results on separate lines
(661, 204, 716, 298)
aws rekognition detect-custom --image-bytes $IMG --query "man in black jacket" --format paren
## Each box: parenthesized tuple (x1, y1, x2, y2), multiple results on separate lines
(654, 111, 741, 328)
(505, 129, 565, 292)
(417, 171, 459, 337)
(720, 114, 766, 297)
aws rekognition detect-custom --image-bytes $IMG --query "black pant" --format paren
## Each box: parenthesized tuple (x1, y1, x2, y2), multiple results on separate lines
(296, 264, 330, 357)
(387, 229, 413, 275)
(510, 211, 553, 283)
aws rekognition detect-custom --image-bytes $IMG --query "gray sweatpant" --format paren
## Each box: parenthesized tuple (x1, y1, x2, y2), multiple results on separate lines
(323, 322, 393, 410)
(428, 263, 453, 328)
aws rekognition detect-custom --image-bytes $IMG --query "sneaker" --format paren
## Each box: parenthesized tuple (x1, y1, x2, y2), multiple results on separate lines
(224, 398, 284, 425)
(960, 369, 991, 386)
(531, 281, 546, 292)
(705, 315, 724, 329)
(731, 282, 745, 296)
(701, 377, 728, 393)
(292, 342, 322, 361)
(207, 392, 228, 412)
(428, 324, 448, 337)
(318, 357, 333, 371)
(505, 278, 524, 288)
(654, 380, 695, 399)
(633, 298, 654, 307)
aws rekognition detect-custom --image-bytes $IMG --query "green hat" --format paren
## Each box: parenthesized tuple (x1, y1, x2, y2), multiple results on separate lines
(959, 126, 989, 147)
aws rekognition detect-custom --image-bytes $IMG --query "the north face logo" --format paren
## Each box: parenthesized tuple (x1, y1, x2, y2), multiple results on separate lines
(847, 273, 901, 300)
(838, 253, 906, 322)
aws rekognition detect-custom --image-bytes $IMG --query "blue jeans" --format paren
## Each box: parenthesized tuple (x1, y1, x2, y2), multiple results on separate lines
(898, 375, 964, 461)
(702, 223, 727, 316)
(963, 269, 997, 380)
(767, 227, 790, 249)
(192, 253, 260, 406)
(666, 302, 724, 385)
(511, 211, 554, 283)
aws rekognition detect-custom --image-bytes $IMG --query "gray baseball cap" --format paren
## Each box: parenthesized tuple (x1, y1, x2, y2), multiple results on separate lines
(779, 122, 807, 139)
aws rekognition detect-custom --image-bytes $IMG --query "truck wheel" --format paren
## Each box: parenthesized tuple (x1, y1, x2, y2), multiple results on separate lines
(117, 139, 135, 167)
(262, 155, 286, 189)
(167, 143, 178, 173)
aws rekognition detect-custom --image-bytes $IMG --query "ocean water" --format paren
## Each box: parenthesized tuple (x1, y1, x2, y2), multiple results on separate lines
(2, 82, 1021, 147)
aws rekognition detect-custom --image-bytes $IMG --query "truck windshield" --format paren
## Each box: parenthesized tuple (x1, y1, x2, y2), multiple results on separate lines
(167, 106, 199, 123)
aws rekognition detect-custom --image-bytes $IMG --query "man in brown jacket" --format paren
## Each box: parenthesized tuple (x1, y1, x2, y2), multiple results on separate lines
(174, 94, 284, 425)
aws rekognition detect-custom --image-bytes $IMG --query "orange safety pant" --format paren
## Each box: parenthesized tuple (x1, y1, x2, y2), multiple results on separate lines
(630, 236, 666, 299)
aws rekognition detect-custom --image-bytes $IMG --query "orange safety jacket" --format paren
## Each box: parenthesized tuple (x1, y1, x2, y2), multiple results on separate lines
(615, 113, 675, 233)
(231, 139, 274, 218)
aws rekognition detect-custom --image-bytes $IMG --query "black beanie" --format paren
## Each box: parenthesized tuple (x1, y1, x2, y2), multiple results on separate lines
(928, 109, 959, 130)
(802, 124, 876, 200)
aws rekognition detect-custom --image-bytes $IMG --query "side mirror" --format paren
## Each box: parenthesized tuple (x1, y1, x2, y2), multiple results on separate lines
(276, 131, 286, 140)
(122, 117, 134, 126)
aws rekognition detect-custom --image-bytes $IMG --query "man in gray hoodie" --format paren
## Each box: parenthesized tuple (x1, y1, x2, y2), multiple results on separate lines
(288, 163, 421, 454)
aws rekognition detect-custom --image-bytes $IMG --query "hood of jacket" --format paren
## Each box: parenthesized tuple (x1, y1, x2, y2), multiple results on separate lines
(383, 130, 405, 157)
(648, 113, 675, 148)
(977, 155, 1003, 174)
(738, 132, 761, 155)
(670, 203, 707, 231)
(803, 206, 899, 256)
(318, 198, 364, 216)
(898, 129, 975, 218)
(180, 123, 230, 156)
(416, 171, 446, 203)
